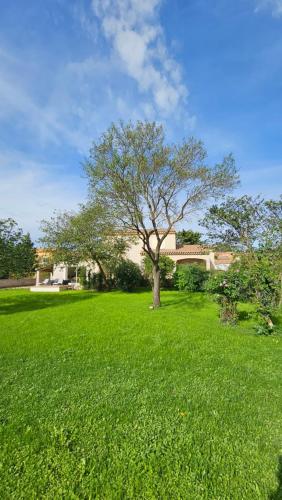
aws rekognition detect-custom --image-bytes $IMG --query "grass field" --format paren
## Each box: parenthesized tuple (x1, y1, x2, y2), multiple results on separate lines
(0, 288, 281, 499)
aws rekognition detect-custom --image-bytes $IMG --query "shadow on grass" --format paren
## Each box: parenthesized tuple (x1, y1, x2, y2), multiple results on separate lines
(0, 291, 95, 316)
(238, 310, 252, 321)
(160, 291, 209, 309)
(269, 456, 282, 499)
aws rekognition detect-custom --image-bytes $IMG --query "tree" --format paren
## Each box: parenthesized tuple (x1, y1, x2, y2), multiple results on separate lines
(202, 195, 282, 332)
(85, 121, 238, 308)
(114, 260, 142, 292)
(201, 195, 267, 254)
(264, 198, 282, 306)
(143, 255, 175, 288)
(0, 219, 36, 278)
(176, 229, 202, 247)
(40, 203, 130, 288)
(205, 263, 249, 324)
(13, 233, 37, 279)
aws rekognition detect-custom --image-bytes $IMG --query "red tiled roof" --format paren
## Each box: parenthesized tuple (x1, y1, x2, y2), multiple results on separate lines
(141, 244, 209, 256)
(161, 244, 209, 255)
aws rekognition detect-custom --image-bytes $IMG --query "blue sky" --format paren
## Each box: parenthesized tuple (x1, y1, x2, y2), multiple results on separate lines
(0, 0, 281, 239)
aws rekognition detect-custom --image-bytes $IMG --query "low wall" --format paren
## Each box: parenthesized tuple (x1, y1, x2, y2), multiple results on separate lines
(0, 278, 36, 289)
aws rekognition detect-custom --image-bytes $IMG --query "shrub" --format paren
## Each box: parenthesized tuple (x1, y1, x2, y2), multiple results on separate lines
(78, 267, 106, 291)
(246, 255, 280, 335)
(143, 255, 175, 288)
(205, 264, 249, 324)
(174, 264, 209, 292)
(114, 260, 142, 292)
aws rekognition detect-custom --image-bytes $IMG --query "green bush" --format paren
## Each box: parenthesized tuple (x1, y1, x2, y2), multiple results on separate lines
(245, 255, 280, 335)
(205, 264, 249, 324)
(78, 268, 105, 291)
(174, 264, 209, 292)
(206, 257, 280, 332)
(143, 255, 175, 288)
(114, 260, 142, 292)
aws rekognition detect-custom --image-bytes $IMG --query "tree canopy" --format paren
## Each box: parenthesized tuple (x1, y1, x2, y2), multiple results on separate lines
(40, 203, 130, 287)
(176, 229, 202, 247)
(202, 195, 282, 332)
(0, 219, 36, 279)
(85, 121, 239, 307)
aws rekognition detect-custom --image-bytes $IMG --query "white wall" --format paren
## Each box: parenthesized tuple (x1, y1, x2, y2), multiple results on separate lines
(52, 264, 68, 280)
(125, 232, 176, 265)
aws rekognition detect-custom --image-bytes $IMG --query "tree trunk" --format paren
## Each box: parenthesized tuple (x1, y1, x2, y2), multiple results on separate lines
(96, 259, 109, 289)
(152, 264, 161, 308)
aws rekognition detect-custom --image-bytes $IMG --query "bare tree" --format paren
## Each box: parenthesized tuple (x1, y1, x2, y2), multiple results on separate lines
(85, 121, 239, 308)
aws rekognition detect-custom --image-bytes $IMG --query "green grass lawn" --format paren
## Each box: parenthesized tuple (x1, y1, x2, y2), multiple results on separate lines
(0, 288, 281, 499)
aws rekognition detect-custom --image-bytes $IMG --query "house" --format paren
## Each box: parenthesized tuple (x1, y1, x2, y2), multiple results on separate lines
(35, 229, 233, 284)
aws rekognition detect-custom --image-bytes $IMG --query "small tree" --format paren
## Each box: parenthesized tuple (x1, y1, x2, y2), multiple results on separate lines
(40, 203, 130, 288)
(176, 229, 202, 247)
(201, 195, 267, 255)
(205, 264, 249, 324)
(245, 254, 280, 334)
(85, 121, 238, 308)
(0, 219, 36, 278)
(202, 195, 282, 332)
(13, 233, 36, 278)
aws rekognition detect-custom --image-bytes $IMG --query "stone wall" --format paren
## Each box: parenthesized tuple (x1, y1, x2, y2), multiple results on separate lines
(0, 278, 36, 289)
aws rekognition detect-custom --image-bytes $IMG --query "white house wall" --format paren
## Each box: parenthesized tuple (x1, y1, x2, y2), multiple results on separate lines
(51, 232, 225, 277)
(126, 232, 177, 266)
(52, 264, 68, 280)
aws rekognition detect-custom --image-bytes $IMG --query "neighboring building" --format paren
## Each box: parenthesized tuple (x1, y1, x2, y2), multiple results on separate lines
(36, 229, 233, 283)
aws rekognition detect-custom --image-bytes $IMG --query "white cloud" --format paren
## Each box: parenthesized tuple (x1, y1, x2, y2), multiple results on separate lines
(0, 150, 87, 240)
(254, 0, 282, 16)
(0, 48, 93, 152)
(0, 1, 194, 238)
(91, 0, 188, 115)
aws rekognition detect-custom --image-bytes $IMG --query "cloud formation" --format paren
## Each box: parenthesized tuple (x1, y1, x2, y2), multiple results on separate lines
(91, 0, 188, 115)
(255, 0, 282, 16)
(0, 150, 86, 240)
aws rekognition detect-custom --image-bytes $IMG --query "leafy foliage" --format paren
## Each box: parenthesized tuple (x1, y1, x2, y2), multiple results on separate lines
(202, 195, 282, 331)
(174, 264, 209, 292)
(114, 260, 143, 292)
(85, 121, 238, 307)
(40, 203, 130, 288)
(77, 267, 105, 291)
(176, 229, 202, 247)
(205, 264, 249, 324)
(244, 254, 280, 334)
(0, 219, 36, 278)
(201, 196, 266, 251)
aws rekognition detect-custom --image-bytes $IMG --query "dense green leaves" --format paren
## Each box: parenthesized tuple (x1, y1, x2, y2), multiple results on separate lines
(206, 265, 250, 324)
(174, 264, 209, 292)
(0, 219, 36, 278)
(114, 260, 143, 292)
(202, 196, 282, 331)
(176, 229, 202, 246)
